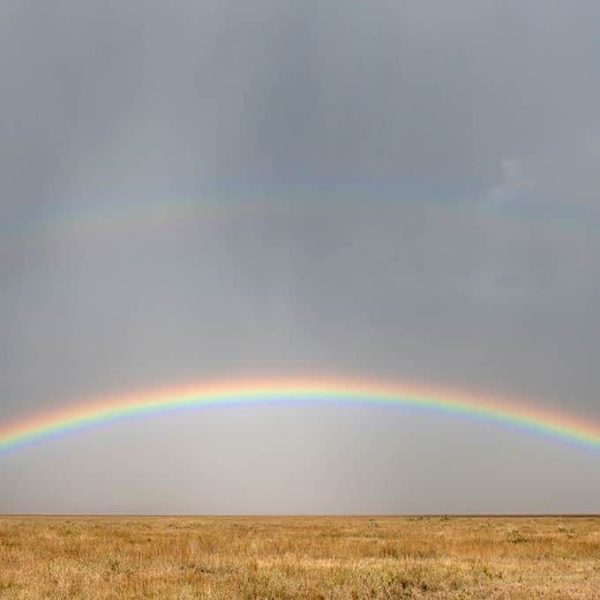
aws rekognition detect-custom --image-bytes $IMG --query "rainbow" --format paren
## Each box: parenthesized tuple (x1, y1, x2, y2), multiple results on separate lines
(2, 197, 588, 261)
(0, 199, 266, 254)
(1, 378, 600, 453)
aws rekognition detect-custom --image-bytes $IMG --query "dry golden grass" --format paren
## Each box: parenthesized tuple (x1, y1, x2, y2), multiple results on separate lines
(0, 515, 599, 599)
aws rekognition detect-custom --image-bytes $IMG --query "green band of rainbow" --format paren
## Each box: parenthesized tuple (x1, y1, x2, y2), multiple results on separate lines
(1, 379, 599, 452)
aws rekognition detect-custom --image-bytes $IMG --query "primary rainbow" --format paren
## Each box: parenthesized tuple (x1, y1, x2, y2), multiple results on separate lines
(1, 378, 599, 453)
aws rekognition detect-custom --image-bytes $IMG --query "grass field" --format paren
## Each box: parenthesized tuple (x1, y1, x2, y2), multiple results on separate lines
(0, 516, 599, 599)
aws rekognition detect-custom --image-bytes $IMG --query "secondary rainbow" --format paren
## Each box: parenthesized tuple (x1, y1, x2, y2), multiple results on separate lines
(1, 378, 599, 453)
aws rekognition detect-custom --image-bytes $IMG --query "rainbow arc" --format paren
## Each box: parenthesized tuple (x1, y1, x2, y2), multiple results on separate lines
(1, 378, 599, 452)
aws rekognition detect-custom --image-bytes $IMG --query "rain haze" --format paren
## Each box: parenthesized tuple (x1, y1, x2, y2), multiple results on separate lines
(1, 0, 600, 514)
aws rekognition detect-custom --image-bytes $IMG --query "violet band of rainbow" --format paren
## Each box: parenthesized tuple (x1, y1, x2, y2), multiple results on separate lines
(1, 379, 599, 452)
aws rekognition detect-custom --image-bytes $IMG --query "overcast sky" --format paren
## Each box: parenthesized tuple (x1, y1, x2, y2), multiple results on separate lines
(1, 0, 600, 514)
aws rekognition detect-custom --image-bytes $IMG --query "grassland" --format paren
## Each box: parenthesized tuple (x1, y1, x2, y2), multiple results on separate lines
(0, 516, 599, 599)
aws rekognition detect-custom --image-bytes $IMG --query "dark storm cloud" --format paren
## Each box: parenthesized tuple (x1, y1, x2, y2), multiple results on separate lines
(1, 1, 600, 513)
(4, 0, 600, 202)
